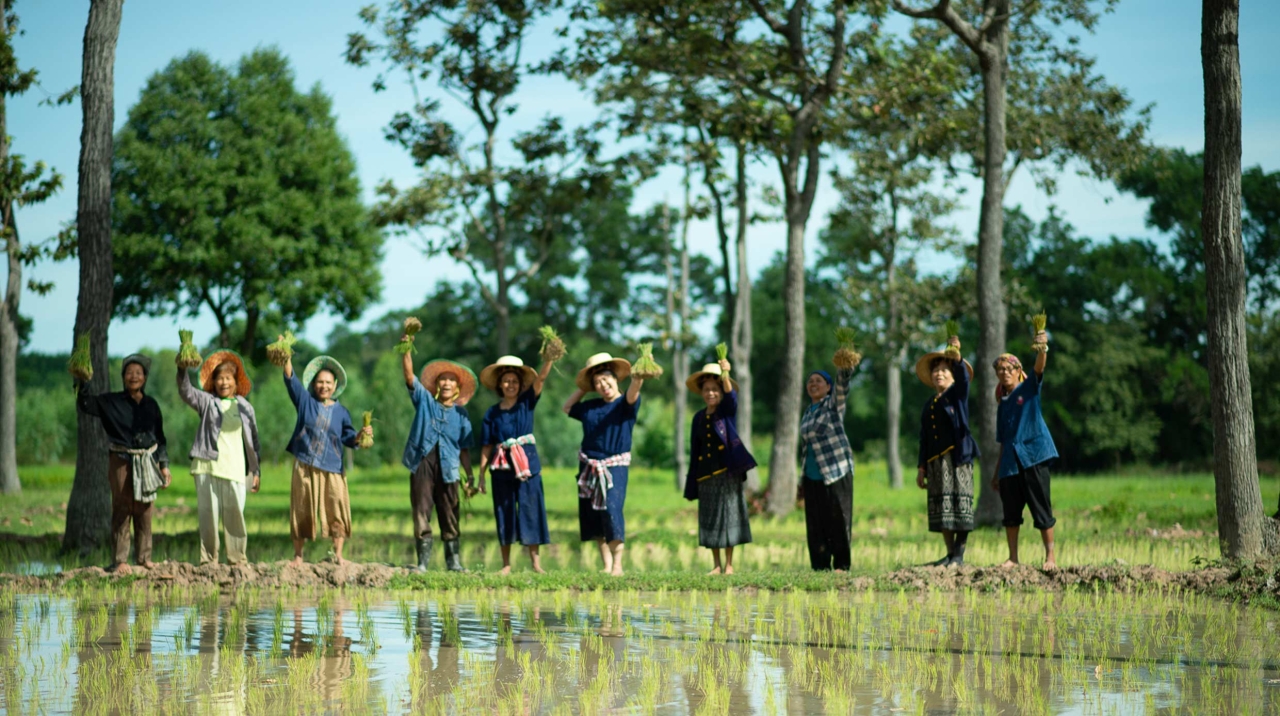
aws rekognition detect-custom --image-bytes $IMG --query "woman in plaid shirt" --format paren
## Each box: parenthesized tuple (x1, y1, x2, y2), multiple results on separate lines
(799, 351, 859, 571)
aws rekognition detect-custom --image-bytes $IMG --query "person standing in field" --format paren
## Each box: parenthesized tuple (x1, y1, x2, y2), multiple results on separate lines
(914, 333, 978, 567)
(564, 352, 647, 576)
(177, 349, 261, 565)
(991, 328, 1059, 570)
(799, 349, 860, 572)
(401, 340, 477, 572)
(682, 357, 755, 575)
(476, 354, 557, 574)
(280, 349, 372, 566)
(75, 354, 172, 574)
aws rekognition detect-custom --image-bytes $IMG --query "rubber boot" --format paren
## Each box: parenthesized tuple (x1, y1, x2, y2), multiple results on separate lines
(926, 554, 950, 567)
(444, 538, 466, 572)
(948, 532, 969, 567)
(415, 536, 433, 572)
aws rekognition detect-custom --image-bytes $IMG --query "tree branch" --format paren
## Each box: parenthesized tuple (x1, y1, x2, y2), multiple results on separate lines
(746, 0, 788, 35)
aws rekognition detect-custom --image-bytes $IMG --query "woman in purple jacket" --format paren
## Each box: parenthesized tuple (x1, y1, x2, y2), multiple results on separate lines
(683, 358, 756, 574)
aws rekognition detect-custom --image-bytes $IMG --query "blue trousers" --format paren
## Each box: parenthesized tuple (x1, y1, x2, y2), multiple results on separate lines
(578, 464, 628, 542)
(490, 470, 551, 546)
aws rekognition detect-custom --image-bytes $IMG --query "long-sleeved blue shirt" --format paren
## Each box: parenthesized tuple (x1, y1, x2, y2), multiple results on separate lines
(996, 370, 1058, 477)
(402, 377, 473, 482)
(284, 371, 358, 474)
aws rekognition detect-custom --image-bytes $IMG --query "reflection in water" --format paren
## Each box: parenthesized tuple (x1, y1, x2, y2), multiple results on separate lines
(1, 589, 1278, 714)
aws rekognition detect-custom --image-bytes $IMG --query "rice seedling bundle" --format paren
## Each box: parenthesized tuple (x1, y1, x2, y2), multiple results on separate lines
(395, 317, 422, 355)
(1031, 312, 1048, 353)
(944, 320, 961, 360)
(538, 325, 566, 362)
(358, 410, 374, 449)
(266, 331, 297, 367)
(631, 342, 664, 379)
(715, 342, 729, 362)
(68, 332, 93, 382)
(175, 329, 202, 368)
(832, 328, 862, 369)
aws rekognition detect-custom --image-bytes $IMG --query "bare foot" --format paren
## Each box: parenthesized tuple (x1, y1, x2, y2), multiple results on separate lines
(112, 563, 132, 576)
(610, 566, 624, 577)
(532, 565, 546, 574)
(290, 556, 304, 566)
(708, 566, 723, 575)
(834, 568, 847, 574)
(498, 565, 512, 576)
(1000, 559, 1019, 568)
(1043, 560, 1057, 571)
(723, 565, 734, 575)
(137, 561, 154, 570)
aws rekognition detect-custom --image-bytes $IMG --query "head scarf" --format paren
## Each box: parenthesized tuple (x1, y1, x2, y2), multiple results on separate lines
(121, 354, 152, 379)
(992, 353, 1027, 399)
(808, 370, 833, 389)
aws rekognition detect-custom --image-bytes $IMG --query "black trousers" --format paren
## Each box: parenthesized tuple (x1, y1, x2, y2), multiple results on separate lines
(804, 473, 853, 570)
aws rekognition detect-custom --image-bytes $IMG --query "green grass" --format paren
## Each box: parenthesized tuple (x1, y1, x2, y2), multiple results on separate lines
(3, 460, 1274, 576)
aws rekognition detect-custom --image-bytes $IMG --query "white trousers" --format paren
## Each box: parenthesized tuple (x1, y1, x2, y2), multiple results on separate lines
(195, 473, 248, 564)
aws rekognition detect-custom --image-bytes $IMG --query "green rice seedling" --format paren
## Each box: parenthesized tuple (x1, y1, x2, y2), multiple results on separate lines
(1031, 311, 1048, 353)
(358, 410, 374, 449)
(833, 327, 862, 369)
(175, 329, 202, 369)
(538, 325, 567, 363)
(631, 342, 663, 379)
(67, 331, 93, 382)
(395, 316, 423, 355)
(265, 330, 297, 367)
(944, 320, 962, 359)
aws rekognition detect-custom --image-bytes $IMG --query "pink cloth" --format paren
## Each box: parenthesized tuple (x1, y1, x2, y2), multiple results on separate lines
(491, 435, 535, 480)
(577, 451, 631, 511)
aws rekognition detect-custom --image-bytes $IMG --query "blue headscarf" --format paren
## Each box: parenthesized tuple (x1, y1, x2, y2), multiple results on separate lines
(808, 369, 833, 388)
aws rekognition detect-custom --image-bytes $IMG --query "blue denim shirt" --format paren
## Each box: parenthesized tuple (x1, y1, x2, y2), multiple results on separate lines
(284, 372, 357, 474)
(996, 370, 1058, 477)
(402, 377, 473, 482)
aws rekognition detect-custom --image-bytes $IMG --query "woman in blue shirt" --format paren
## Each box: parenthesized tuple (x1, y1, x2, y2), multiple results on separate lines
(401, 339, 476, 572)
(477, 354, 559, 574)
(991, 328, 1058, 570)
(563, 352, 646, 576)
(281, 348, 372, 566)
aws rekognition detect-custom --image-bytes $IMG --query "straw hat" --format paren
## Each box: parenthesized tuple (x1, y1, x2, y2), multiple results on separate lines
(199, 350, 252, 396)
(686, 362, 738, 393)
(914, 348, 974, 388)
(302, 355, 348, 399)
(420, 359, 478, 406)
(575, 353, 632, 393)
(480, 355, 538, 393)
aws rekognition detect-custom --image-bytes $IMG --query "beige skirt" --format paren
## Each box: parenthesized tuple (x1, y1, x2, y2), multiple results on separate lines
(290, 460, 352, 540)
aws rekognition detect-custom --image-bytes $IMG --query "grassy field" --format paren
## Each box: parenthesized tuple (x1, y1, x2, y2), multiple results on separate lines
(3, 461, 1274, 576)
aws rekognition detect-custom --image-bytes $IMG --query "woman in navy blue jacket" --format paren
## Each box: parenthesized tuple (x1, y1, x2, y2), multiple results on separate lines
(683, 358, 756, 574)
(914, 333, 978, 566)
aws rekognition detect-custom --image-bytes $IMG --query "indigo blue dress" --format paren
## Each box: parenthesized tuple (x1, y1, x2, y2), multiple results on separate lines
(569, 395, 641, 542)
(482, 389, 551, 546)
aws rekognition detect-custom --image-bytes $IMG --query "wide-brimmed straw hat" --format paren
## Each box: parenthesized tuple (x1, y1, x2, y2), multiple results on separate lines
(480, 355, 538, 393)
(199, 349, 252, 396)
(575, 352, 632, 393)
(302, 355, 348, 399)
(420, 359, 478, 406)
(686, 362, 738, 393)
(914, 348, 974, 388)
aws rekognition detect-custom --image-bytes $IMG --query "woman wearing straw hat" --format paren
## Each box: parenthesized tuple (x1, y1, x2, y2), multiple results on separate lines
(280, 346, 372, 566)
(477, 354, 558, 574)
(401, 342, 477, 572)
(177, 349, 262, 565)
(800, 350, 859, 572)
(563, 352, 646, 576)
(682, 357, 755, 575)
(992, 330, 1059, 570)
(913, 333, 978, 567)
(76, 353, 171, 574)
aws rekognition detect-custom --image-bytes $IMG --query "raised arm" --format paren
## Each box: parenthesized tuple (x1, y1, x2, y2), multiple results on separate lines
(176, 367, 209, 410)
(533, 358, 555, 395)
(1033, 332, 1048, 376)
(626, 377, 644, 405)
(402, 340, 415, 387)
(831, 367, 854, 416)
(563, 388, 586, 415)
(75, 382, 101, 417)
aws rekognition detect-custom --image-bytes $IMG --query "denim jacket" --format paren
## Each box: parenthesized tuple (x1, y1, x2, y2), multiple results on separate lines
(996, 370, 1058, 477)
(284, 371, 358, 474)
(401, 378, 473, 482)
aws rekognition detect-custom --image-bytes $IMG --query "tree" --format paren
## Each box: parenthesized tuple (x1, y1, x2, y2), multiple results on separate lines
(666, 160, 693, 490)
(891, 0, 1149, 524)
(347, 1, 646, 356)
(0, 0, 74, 494)
(111, 49, 382, 358)
(1199, 0, 1273, 557)
(63, 0, 123, 555)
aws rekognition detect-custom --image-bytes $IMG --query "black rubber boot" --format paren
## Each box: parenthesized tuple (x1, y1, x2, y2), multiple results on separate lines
(444, 538, 465, 572)
(926, 555, 951, 567)
(948, 532, 969, 567)
(415, 537, 433, 572)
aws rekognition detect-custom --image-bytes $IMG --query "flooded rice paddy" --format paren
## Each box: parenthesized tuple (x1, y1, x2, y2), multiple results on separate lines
(2, 586, 1278, 714)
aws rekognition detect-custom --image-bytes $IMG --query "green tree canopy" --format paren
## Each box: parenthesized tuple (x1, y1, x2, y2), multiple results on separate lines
(111, 47, 383, 358)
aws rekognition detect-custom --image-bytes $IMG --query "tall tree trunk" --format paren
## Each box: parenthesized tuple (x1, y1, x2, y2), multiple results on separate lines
(1201, 0, 1273, 558)
(672, 162, 693, 492)
(730, 143, 757, 492)
(239, 304, 259, 358)
(63, 0, 123, 556)
(0, 0, 20, 494)
(885, 239, 903, 489)
(766, 212, 808, 516)
(971, 35, 1010, 528)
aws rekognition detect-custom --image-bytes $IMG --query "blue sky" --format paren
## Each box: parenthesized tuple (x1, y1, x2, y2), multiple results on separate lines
(9, 0, 1280, 355)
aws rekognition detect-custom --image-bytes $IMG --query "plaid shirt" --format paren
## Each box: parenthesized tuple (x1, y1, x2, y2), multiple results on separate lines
(800, 367, 856, 485)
